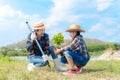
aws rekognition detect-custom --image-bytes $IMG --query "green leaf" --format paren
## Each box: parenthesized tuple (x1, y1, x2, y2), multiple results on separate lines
(52, 32, 64, 47)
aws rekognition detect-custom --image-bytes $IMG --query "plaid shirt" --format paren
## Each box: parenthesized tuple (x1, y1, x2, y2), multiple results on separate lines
(61, 35, 88, 56)
(27, 33, 49, 56)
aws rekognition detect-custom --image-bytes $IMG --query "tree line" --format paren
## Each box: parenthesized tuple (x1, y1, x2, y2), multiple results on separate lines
(0, 43, 120, 57)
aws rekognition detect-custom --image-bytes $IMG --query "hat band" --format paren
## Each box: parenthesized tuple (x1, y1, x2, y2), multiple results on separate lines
(66, 29, 85, 32)
(34, 27, 45, 29)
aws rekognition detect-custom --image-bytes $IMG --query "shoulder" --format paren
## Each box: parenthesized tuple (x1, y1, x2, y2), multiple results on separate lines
(44, 33, 49, 37)
(74, 35, 84, 42)
(42, 33, 49, 40)
(74, 35, 82, 40)
(78, 35, 83, 39)
(78, 35, 86, 43)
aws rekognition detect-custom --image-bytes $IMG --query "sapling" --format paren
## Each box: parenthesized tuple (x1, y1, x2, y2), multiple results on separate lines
(52, 32, 64, 48)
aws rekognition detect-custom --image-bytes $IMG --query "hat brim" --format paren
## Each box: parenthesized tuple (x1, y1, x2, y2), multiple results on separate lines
(66, 29, 85, 32)
(33, 26, 45, 30)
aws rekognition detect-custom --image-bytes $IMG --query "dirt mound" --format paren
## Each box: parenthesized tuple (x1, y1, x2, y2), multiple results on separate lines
(98, 48, 120, 60)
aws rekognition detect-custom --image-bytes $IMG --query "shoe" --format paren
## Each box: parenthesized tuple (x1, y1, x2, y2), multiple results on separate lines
(76, 66, 82, 73)
(55, 66, 68, 72)
(53, 59, 68, 72)
(63, 69, 77, 75)
(27, 63, 35, 72)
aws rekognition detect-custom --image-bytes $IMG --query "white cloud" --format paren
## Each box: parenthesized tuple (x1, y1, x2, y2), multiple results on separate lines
(104, 18, 116, 25)
(0, 4, 44, 46)
(117, 24, 120, 29)
(90, 23, 102, 32)
(0, 0, 119, 46)
(0, 5, 25, 18)
(96, 0, 114, 12)
(0, 5, 42, 30)
(45, 0, 84, 28)
(0, 5, 14, 17)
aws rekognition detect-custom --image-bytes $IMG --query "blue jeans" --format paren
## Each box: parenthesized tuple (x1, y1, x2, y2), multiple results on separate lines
(61, 50, 90, 66)
(28, 46, 57, 67)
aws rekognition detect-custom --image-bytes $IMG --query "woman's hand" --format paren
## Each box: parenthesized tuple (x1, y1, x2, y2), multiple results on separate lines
(54, 48, 61, 55)
(30, 32, 37, 41)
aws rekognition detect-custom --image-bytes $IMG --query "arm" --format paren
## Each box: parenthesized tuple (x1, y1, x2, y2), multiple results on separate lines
(61, 37, 79, 52)
(54, 37, 79, 55)
(44, 34, 50, 55)
(26, 33, 36, 55)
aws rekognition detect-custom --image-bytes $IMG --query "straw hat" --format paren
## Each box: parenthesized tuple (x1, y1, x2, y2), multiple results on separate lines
(66, 24, 85, 32)
(33, 22, 45, 30)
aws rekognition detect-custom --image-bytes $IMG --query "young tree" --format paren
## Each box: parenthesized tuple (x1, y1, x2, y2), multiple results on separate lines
(52, 32, 64, 48)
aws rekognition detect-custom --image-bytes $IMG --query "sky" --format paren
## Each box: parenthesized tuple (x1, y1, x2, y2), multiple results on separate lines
(0, 0, 120, 46)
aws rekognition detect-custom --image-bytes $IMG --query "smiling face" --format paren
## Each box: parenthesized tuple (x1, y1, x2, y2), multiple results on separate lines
(69, 31, 77, 39)
(33, 22, 46, 38)
(34, 28, 45, 37)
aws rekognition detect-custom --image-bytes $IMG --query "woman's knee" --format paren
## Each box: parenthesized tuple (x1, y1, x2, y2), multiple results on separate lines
(49, 46, 54, 51)
(63, 51, 72, 56)
(49, 46, 58, 59)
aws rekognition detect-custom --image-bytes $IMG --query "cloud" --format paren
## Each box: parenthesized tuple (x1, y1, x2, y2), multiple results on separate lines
(44, 0, 84, 27)
(0, 0, 119, 46)
(0, 5, 23, 30)
(0, 5, 23, 18)
(89, 23, 102, 32)
(0, 5, 42, 31)
(103, 18, 116, 25)
(0, 5, 14, 19)
(0, 4, 43, 46)
(117, 24, 120, 29)
(101, 28, 120, 43)
(89, 16, 120, 42)
(96, 0, 114, 12)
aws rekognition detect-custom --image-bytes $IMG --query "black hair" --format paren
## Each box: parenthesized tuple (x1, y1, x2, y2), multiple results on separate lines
(76, 31, 80, 36)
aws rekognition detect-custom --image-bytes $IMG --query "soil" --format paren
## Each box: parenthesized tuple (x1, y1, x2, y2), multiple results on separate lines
(98, 48, 120, 60)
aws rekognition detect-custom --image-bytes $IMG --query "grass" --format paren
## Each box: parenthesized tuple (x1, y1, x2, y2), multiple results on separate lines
(0, 55, 120, 80)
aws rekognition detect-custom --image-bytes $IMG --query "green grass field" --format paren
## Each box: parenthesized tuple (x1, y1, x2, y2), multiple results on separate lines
(0, 56, 120, 80)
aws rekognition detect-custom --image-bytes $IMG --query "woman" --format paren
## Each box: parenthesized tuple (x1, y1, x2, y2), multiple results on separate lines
(54, 24, 90, 74)
(27, 22, 67, 71)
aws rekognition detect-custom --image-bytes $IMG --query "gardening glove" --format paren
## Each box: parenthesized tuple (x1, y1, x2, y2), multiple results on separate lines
(42, 55, 49, 62)
(30, 32, 37, 41)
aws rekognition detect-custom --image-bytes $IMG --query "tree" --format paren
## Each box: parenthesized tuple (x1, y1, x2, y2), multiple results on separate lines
(52, 32, 64, 48)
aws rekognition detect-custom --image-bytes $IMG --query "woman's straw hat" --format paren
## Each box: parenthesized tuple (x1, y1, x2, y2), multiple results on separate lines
(66, 24, 85, 32)
(33, 22, 45, 30)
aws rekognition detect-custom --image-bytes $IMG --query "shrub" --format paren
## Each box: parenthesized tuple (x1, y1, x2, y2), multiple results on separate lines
(7, 50, 18, 56)
(52, 32, 64, 48)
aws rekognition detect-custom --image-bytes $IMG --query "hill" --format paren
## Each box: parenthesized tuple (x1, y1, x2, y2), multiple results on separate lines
(3, 38, 106, 50)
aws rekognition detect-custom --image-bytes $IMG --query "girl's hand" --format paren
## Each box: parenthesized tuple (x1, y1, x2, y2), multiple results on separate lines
(54, 48, 61, 55)
(30, 32, 37, 41)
